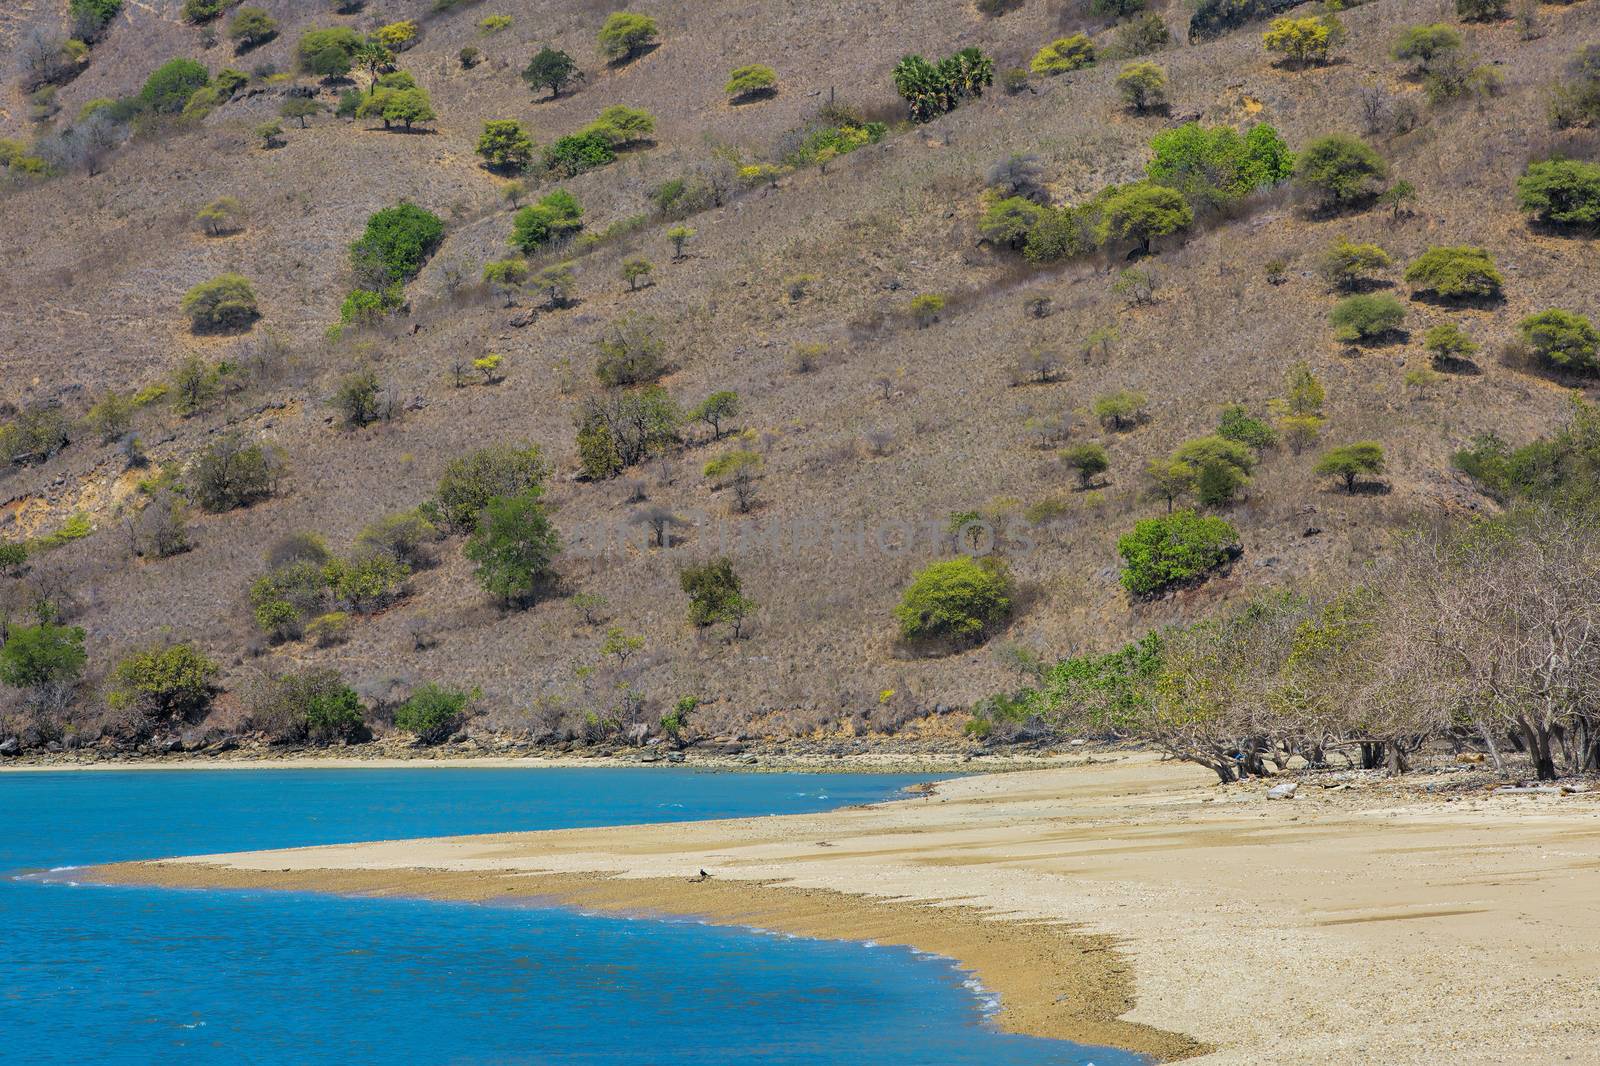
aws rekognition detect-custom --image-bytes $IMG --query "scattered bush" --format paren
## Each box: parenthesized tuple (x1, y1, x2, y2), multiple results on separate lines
(575, 388, 681, 479)
(434, 443, 549, 532)
(0, 622, 86, 705)
(181, 274, 258, 332)
(1424, 322, 1479, 366)
(1391, 24, 1461, 73)
(542, 131, 615, 177)
(1317, 238, 1391, 291)
(196, 195, 247, 237)
(1518, 309, 1600, 373)
(1295, 134, 1388, 209)
(106, 642, 219, 722)
(352, 203, 443, 285)
(1403, 246, 1502, 302)
(1315, 441, 1385, 492)
(186, 433, 282, 511)
(297, 27, 362, 77)
(1095, 390, 1149, 430)
(1550, 46, 1600, 129)
(1455, 0, 1507, 21)
(70, 0, 122, 41)
(1095, 182, 1192, 254)
(1145, 122, 1292, 210)
(333, 369, 384, 427)
(622, 258, 654, 291)
(726, 64, 777, 101)
(895, 557, 1013, 644)
(667, 224, 695, 259)
(1173, 434, 1254, 505)
(1062, 442, 1110, 488)
(326, 551, 409, 613)
(0, 406, 71, 466)
(1118, 509, 1240, 596)
(1116, 62, 1168, 113)
(597, 12, 659, 62)
(1030, 34, 1096, 76)
(1516, 159, 1600, 230)
(1217, 404, 1278, 450)
(679, 557, 748, 627)
(140, 58, 210, 114)
(1263, 16, 1340, 67)
(183, 0, 227, 23)
(594, 315, 667, 386)
(1329, 294, 1406, 344)
(228, 6, 277, 50)
(280, 96, 323, 127)
(1113, 13, 1171, 57)
(357, 509, 438, 568)
(376, 20, 419, 52)
(245, 668, 365, 744)
(129, 490, 190, 559)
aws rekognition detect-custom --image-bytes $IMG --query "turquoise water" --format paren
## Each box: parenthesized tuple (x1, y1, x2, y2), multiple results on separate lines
(1, 768, 1143, 1065)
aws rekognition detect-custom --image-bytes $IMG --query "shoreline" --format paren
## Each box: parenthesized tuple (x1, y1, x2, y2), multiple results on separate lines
(87, 756, 1600, 1065)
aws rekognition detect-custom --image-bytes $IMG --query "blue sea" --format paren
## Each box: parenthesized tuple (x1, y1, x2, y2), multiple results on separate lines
(0, 767, 1143, 1065)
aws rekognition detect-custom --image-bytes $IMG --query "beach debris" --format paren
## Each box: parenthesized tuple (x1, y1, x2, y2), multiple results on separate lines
(1266, 782, 1299, 801)
(1493, 785, 1563, 796)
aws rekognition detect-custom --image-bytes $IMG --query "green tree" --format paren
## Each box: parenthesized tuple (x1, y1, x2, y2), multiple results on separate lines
(1062, 442, 1110, 488)
(1424, 322, 1478, 366)
(228, 6, 277, 50)
(280, 96, 323, 128)
(1456, 0, 1507, 21)
(107, 642, 219, 721)
(1145, 122, 1293, 209)
(622, 258, 654, 291)
(1116, 62, 1167, 113)
(1285, 361, 1325, 415)
(181, 274, 258, 332)
(575, 387, 681, 478)
(594, 315, 666, 386)
(393, 682, 477, 743)
(196, 195, 247, 236)
(895, 557, 1013, 644)
(542, 132, 615, 176)
(510, 190, 583, 253)
(435, 443, 549, 532)
(1144, 457, 1195, 512)
(691, 391, 740, 439)
(1314, 442, 1385, 492)
(1317, 238, 1391, 292)
(333, 369, 383, 427)
(597, 12, 659, 62)
(725, 64, 777, 101)
(482, 258, 529, 305)
(666, 225, 695, 259)
(1295, 134, 1388, 209)
(1117, 510, 1240, 596)
(1263, 16, 1339, 67)
(187, 433, 281, 512)
(71, 0, 122, 40)
(523, 46, 581, 98)
(476, 119, 534, 171)
(1095, 183, 1192, 254)
(463, 489, 560, 606)
(1516, 159, 1600, 230)
(1518, 309, 1600, 372)
(1403, 245, 1502, 301)
(1217, 404, 1278, 450)
(1329, 294, 1405, 344)
(140, 58, 210, 114)
(1094, 389, 1148, 431)
(170, 353, 220, 415)
(678, 557, 744, 627)
(297, 26, 362, 77)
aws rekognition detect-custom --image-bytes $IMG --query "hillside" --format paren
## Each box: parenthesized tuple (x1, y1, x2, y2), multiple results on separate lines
(1, 0, 1598, 753)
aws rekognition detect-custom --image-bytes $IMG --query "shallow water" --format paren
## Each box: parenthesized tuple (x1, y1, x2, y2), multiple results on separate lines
(1, 768, 1144, 1065)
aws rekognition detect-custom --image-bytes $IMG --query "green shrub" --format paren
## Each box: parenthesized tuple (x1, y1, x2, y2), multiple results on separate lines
(1402, 246, 1502, 301)
(326, 553, 410, 613)
(297, 27, 362, 76)
(510, 189, 583, 252)
(1314, 441, 1385, 492)
(140, 58, 210, 114)
(1146, 122, 1293, 208)
(1094, 390, 1148, 430)
(1329, 294, 1405, 343)
(1030, 34, 1095, 76)
(70, 0, 121, 40)
(892, 48, 993, 122)
(1262, 16, 1339, 67)
(434, 443, 549, 532)
(1173, 435, 1254, 505)
(1188, 0, 1277, 42)
(0, 405, 71, 466)
(1217, 404, 1278, 450)
(1516, 159, 1600, 231)
(1295, 134, 1388, 208)
(575, 388, 681, 478)
(1092, 0, 1145, 15)
(0, 622, 87, 692)
(1424, 322, 1478, 365)
(1117, 509, 1240, 596)
(542, 131, 615, 177)
(394, 682, 477, 743)
(187, 432, 281, 511)
(1062, 442, 1111, 488)
(107, 642, 219, 721)
(181, 273, 258, 331)
(1518, 309, 1600, 373)
(980, 196, 1046, 249)
(280, 96, 323, 127)
(597, 12, 659, 62)
(522, 46, 581, 98)
(1455, 0, 1507, 21)
(351, 203, 444, 284)
(1550, 46, 1600, 129)
(726, 64, 777, 100)
(356, 85, 435, 130)
(250, 559, 327, 639)
(895, 557, 1013, 644)
(1390, 24, 1461, 72)
(477, 119, 534, 172)
(583, 104, 655, 147)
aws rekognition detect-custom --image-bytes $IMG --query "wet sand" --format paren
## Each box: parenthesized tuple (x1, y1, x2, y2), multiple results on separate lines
(91, 754, 1600, 1064)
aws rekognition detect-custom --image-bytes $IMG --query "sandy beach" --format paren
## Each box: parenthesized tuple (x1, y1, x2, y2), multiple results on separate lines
(92, 754, 1600, 1064)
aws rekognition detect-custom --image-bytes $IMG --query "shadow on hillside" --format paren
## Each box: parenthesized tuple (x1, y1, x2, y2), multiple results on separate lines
(606, 43, 661, 69)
